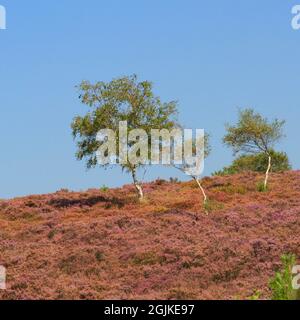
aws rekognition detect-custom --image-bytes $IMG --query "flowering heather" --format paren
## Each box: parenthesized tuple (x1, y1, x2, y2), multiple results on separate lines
(0, 171, 299, 300)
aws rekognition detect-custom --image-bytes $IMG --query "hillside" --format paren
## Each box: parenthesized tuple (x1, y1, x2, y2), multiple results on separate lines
(0, 171, 299, 300)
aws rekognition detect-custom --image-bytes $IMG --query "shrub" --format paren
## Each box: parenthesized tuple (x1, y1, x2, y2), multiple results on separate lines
(169, 177, 179, 183)
(248, 290, 262, 300)
(132, 252, 161, 266)
(216, 184, 247, 195)
(155, 178, 167, 186)
(256, 181, 268, 193)
(47, 230, 56, 240)
(213, 150, 291, 176)
(100, 185, 109, 192)
(204, 199, 224, 213)
(95, 251, 104, 262)
(269, 253, 297, 300)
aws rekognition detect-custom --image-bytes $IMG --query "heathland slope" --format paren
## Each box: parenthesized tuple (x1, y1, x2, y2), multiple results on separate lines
(0, 171, 299, 300)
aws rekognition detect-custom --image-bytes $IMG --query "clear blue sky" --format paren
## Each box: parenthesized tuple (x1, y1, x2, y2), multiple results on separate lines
(1, 0, 300, 198)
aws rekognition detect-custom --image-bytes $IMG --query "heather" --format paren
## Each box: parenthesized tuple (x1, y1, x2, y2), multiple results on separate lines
(0, 171, 299, 300)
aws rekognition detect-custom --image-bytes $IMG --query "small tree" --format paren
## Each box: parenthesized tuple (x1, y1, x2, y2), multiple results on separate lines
(223, 109, 285, 190)
(173, 134, 211, 210)
(71, 75, 178, 199)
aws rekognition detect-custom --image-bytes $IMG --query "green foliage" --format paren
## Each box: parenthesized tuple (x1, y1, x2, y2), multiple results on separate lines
(256, 181, 268, 192)
(132, 252, 162, 266)
(204, 199, 224, 212)
(213, 150, 291, 176)
(71, 75, 178, 170)
(248, 290, 262, 300)
(269, 254, 297, 300)
(71, 75, 179, 198)
(212, 167, 237, 177)
(100, 185, 109, 192)
(47, 230, 56, 240)
(215, 183, 247, 195)
(95, 251, 104, 262)
(223, 108, 285, 155)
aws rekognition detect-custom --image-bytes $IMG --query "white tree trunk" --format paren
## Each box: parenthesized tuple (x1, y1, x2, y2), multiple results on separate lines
(135, 183, 144, 199)
(132, 168, 144, 199)
(264, 155, 271, 190)
(194, 177, 207, 206)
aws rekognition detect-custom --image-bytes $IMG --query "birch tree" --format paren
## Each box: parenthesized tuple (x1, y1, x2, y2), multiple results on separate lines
(71, 75, 178, 199)
(223, 109, 285, 190)
(172, 133, 211, 210)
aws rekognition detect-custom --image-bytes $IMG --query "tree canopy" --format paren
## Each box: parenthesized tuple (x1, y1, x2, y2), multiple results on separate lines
(71, 75, 179, 198)
(223, 108, 285, 155)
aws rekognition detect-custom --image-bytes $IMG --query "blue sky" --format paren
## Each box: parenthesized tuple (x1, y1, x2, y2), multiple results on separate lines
(0, 0, 300, 198)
